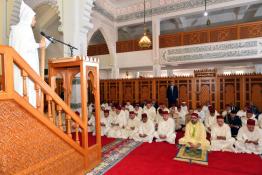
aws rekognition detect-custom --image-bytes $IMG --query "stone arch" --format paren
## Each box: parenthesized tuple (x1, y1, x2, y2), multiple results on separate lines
(87, 26, 114, 57)
(32, 3, 63, 69)
(10, 0, 61, 29)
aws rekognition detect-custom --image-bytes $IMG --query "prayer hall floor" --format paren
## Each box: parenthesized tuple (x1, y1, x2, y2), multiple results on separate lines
(105, 141, 262, 175)
(78, 132, 262, 175)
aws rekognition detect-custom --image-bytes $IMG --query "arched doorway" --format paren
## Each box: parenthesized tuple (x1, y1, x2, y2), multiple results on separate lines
(87, 30, 109, 56)
(87, 29, 112, 80)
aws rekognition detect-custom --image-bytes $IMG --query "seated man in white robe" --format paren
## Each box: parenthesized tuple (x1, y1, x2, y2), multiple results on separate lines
(133, 113, 155, 143)
(100, 104, 105, 119)
(125, 100, 134, 111)
(202, 102, 210, 116)
(194, 105, 205, 123)
(235, 119, 262, 155)
(100, 109, 112, 136)
(204, 107, 217, 133)
(88, 109, 96, 134)
(155, 108, 163, 129)
(222, 104, 231, 117)
(134, 103, 142, 120)
(122, 111, 140, 139)
(157, 103, 170, 113)
(154, 111, 176, 144)
(122, 105, 130, 123)
(107, 106, 126, 138)
(170, 105, 179, 130)
(110, 105, 117, 117)
(211, 115, 235, 152)
(258, 113, 262, 129)
(143, 101, 157, 123)
(181, 101, 189, 114)
(179, 113, 210, 150)
(169, 103, 178, 114)
(177, 106, 187, 127)
(241, 109, 258, 126)
(237, 105, 249, 118)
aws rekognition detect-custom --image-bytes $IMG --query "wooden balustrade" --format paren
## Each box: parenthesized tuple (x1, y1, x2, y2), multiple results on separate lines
(87, 20, 262, 55)
(159, 20, 262, 48)
(100, 73, 262, 112)
(0, 46, 87, 149)
(87, 43, 109, 56)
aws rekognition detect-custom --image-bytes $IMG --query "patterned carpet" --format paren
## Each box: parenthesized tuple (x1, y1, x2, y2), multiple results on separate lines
(86, 139, 142, 175)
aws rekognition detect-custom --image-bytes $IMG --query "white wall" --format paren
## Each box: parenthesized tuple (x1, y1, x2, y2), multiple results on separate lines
(117, 50, 153, 68)
(95, 54, 112, 69)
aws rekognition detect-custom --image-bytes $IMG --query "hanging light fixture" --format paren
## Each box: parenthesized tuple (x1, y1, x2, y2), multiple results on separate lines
(204, 0, 211, 26)
(203, 0, 208, 16)
(139, 0, 152, 48)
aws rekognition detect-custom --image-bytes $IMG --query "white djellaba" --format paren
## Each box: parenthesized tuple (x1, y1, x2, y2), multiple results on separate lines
(210, 116, 235, 152)
(154, 111, 176, 144)
(9, 1, 49, 107)
(235, 119, 262, 155)
(133, 113, 155, 143)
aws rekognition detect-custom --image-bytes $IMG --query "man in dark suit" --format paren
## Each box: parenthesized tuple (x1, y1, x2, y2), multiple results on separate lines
(166, 81, 178, 108)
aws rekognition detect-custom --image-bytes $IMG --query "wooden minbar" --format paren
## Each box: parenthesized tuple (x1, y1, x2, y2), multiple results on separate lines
(48, 56, 101, 171)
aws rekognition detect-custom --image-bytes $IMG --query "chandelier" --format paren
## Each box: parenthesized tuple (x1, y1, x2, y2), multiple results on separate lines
(204, 0, 211, 26)
(139, 0, 151, 48)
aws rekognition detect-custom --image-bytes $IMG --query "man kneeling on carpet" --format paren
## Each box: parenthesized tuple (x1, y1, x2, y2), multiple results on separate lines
(235, 119, 262, 155)
(179, 113, 210, 150)
(133, 113, 155, 143)
(210, 115, 235, 152)
(154, 110, 176, 144)
(122, 111, 140, 139)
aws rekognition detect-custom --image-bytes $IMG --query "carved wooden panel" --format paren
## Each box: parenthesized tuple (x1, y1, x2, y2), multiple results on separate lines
(156, 79, 169, 106)
(122, 81, 135, 103)
(138, 80, 152, 102)
(159, 85, 167, 104)
(0, 101, 85, 175)
(87, 44, 109, 56)
(179, 85, 188, 104)
(107, 81, 119, 103)
(100, 74, 262, 112)
(239, 23, 262, 39)
(210, 27, 238, 42)
(159, 34, 181, 48)
(225, 84, 235, 105)
(183, 31, 209, 45)
(116, 40, 133, 53)
(200, 84, 210, 105)
(251, 84, 262, 111)
(157, 21, 262, 48)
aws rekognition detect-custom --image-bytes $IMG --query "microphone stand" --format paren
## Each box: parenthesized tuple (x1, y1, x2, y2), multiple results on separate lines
(50, 37, 78, 57)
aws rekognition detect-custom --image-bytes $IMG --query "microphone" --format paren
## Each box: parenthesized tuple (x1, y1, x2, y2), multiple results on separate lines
(40, 31, 55, 43)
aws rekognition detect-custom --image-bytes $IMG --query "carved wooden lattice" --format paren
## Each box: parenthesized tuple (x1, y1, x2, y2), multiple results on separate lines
(139, 80, 152, 102)
(98, 74, 262, 112)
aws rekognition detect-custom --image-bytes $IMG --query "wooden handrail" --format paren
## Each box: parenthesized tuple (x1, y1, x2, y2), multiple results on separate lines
(0, 46, 85, 144)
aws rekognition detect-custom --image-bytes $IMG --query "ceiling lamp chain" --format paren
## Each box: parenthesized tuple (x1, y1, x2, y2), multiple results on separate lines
(204, 0, 211, 26)
(139, 0, 152, 48)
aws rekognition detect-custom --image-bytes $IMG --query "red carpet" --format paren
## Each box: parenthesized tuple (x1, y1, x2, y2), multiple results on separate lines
(105, 131, 262, 175)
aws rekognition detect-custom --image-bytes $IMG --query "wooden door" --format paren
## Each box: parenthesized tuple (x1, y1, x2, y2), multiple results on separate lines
(196, 78, 216, 107)
(251, 84, 262, 111)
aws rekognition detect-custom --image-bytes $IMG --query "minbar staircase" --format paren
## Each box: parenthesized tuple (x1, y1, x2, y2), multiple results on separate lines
(0, 46, 100, 175)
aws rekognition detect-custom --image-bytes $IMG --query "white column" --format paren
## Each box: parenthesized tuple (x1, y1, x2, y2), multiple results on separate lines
(111, 27, 119, 79)
(152, 17, 161, 77)
(61, 0, 94, 57)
